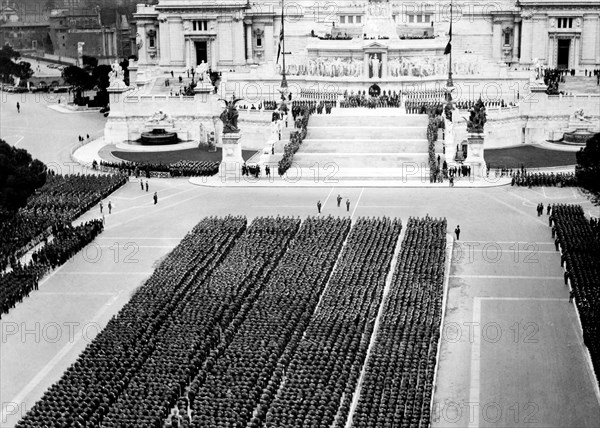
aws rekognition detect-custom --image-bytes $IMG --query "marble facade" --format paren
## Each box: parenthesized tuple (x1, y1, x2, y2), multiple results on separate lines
(133, 1, 600, 73)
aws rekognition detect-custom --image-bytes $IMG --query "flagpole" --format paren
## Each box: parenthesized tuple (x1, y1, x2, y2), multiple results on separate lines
(280, 0, 288, 98)
(447, 0, 454, 88)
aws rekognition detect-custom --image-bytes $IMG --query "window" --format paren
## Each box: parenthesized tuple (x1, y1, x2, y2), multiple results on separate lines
(149, 36, 155, 48)
(340, 16, 345, 24)
(504, 32, 510, 45)
(424, 15, 431, 23)
(348, 16, 354, 24)
(256, 37, 262, 47)
(356, 16, 361, 24)
(32, 40, 37, 48)
(193, 20, 208, 31)
(558, 18, 573, 29)
(409, 15, 414, 23)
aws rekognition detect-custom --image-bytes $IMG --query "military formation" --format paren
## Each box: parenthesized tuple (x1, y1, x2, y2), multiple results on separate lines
(0, 173, 126, 271)
(510, 171, 578, 187)
(100, 160, 220, 178)
(550, 205, 600, 372)
(1, 219, 104, 316)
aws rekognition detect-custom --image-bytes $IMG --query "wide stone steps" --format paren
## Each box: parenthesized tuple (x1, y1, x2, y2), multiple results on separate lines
(293, 152, 429, 168)
(301, 139, 428, 153)
(309, 115, 428, 127)
(306, 126, 426, 140)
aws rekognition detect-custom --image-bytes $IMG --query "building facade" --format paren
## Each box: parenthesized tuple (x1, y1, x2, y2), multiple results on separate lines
(134, 0, 600, 72)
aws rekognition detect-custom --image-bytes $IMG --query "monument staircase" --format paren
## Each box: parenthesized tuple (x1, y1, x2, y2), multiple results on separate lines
(293, 109, 430, 180)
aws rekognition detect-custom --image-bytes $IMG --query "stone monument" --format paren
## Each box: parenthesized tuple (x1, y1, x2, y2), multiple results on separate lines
(363, 0, 398, 40)
(218, 96, 244, 179)
(464, 98, 487, 177)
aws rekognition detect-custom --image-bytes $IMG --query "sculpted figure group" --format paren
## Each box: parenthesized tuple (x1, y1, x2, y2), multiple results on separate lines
(280, 57, 364, 78)
(279, 54, 482, 78)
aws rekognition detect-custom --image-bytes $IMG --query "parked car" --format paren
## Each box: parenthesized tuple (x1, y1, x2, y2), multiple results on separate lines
(51, 86, 70, 93)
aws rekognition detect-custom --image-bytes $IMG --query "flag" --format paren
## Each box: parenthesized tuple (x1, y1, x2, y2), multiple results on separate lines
(444, 41, 451, 55)
(277, 10, 284, 63)
(444, 1, 452, 55)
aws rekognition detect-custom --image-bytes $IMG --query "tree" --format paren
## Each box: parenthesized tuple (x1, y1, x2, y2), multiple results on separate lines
(0, 45, 20, 60)
(92, 64, 112, 106)
(83, 55, 98, 70)
(576, 133, 600, 193)
(92, 64, 111, 91)
(0, 140, 47, 213)
(14, 61, 34, 82)
(0, 46, 23, 83)
(62, 65, 94, 103)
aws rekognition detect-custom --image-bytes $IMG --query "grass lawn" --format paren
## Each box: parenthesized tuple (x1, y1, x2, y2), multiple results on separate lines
(485, 146, 577, 168)
(112, 147, 257, 164)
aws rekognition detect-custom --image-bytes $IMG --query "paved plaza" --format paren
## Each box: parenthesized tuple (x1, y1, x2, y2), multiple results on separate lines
(2, 94, 600, 428)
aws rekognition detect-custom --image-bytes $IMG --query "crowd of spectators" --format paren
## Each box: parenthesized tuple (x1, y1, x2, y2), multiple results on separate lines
(265, 217, 403, 428)
(351, 216, 447, 428)
(550, 205, 600, 386)
(1, 220, 104, 316)
(0, 173, 126, 270)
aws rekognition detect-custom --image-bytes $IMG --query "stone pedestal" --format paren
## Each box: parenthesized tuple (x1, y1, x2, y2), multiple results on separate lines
(219, 132, 243, 180)
(105, 82, 131, 144)
(444, 118, 457, 165)
(465, 132, 486, 177)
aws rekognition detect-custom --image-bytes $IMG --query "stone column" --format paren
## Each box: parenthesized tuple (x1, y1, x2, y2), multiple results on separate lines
(364, 52, 370, 78)
(547, 36, 554, 68)
(573, 36, 580, 70)
(233, 19, 245, 65)
(185, 39, 191, 69)
(264, 23, 274, 62)
(137, 24, 148, 66)
(168, 16, 185, 66)
(245, 22, 253, 63)
(512, 20, 520, 62)
(492, 20, 502, 61)
(381, 52, 388, 78)
(210, 39, 217, 69)
(159, 20, 170, 66)
(520, 17, 533, 65)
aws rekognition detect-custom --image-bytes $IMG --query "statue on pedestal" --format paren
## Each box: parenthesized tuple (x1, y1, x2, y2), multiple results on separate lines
(218, 96, 243, 134)
(108, 60, 125, 87)
(465, 98, 487, 133)
(196, 60, 209, 81)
